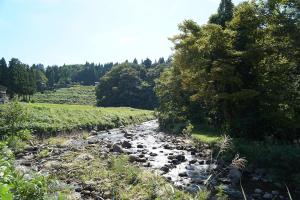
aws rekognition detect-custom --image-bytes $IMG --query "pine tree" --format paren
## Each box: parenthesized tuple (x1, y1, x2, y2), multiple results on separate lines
(142, 58, 152, 68)
(158, 57, 165, 64)
(209, 0, 234, 27)
(133, 58, 138, 64)
(0, 57, 8, 87)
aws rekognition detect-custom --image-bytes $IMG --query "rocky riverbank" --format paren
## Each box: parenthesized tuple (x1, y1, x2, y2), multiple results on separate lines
(14, 120, 293, 199)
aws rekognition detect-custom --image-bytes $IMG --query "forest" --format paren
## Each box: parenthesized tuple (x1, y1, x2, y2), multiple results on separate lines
(0, 0, 299, 199)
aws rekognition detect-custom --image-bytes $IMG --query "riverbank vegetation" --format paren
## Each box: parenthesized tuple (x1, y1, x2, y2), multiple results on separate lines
(0, 101, 70, 199)
(1, 103, 155, 135)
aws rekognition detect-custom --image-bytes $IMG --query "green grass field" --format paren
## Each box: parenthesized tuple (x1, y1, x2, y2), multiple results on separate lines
(21, 103, 155, 134)
(31, 85, 96, 105)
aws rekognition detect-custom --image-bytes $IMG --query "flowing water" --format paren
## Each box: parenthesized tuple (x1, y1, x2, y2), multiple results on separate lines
(94, 120, 215, 191)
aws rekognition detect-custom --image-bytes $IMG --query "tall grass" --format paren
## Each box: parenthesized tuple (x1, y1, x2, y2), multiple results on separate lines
(20, 103, 155, 135)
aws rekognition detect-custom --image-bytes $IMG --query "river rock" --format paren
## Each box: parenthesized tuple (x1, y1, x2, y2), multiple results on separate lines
(90, 130, 97, 135)
(128, 155, 138, 162)
(121, 140, 132, 149)
(75, 153, 94, 161)
(111, 144, 123, 153)
(219, 178, 231, 184)
(223, 186, 243, 199)
(103, 190, 111, 198)
(136, 157, 147, 163)
(43, 160, 61, 169)
(123, 130, 133, 138)
(263, 192, 273, 199)
(137, 144, 144, 148)
(185, 165, 195, 170)
(161, 165, 170, 173)
(189, 159, 197, 164)
(88, 139, 99, 144)
(163, 144, 173, 149)
(199, 160, 205, 165)
(83, 180, 96, 191)
(171, 159, 180, 165)
(149, 152, 158, 156)
(24, 146, 38, 152)
(254, 188, 263, 194)
(228, 167, 242, 185)
(175, 154, 185, 162)
(143, 162, 151, 167)
(179, 172, 188, 177)
(185, 184, 201, 193)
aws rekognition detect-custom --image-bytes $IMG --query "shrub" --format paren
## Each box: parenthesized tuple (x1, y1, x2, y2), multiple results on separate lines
(0, 101, 29, 138)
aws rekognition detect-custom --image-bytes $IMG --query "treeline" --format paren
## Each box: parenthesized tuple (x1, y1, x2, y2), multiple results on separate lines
(0, 56, 170, 104)
(0, 58, 118, 99)
(96, 58, 170, 109)
(46, 62, 114, 88)
(156, 0, 300, 140)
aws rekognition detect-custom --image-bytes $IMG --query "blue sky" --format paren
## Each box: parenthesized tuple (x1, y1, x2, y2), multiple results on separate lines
(0, 0, 243, 66)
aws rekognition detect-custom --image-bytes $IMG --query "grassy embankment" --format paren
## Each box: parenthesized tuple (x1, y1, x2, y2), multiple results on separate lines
(20, 103, 155, 135)
(32, 85, 96, 105)
(192, 127, 300, 186)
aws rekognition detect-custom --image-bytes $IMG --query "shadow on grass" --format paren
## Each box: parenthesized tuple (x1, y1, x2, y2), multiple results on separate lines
(191, 126, 300, 187)
(192, 125, 221, 146)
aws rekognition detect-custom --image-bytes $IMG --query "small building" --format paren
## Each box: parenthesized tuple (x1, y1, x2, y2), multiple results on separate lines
(0, 85, 7, 104)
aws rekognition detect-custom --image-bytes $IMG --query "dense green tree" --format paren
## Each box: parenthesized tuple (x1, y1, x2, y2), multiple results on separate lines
(157, 0, 300, 140)
(7, 59, 36, 99)
(45, 66, 59, 89)
(73, 62, 113, 85)
(209, 0, 234, 27)
(96, 62, 168, 109)
(142, 58, 152, 68)
(32, 64, 48, 92)
(133, 58, 138, 64)
(0, 58, 8, 87)
(158, 57, 165, 64)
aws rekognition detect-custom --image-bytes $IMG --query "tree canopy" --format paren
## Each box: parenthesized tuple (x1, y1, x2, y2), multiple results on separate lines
(156, 0, 300, 140)
(96, 62, 168, 109)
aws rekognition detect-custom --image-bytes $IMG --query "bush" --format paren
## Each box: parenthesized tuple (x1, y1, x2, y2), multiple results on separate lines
(0, 101, 29, 138)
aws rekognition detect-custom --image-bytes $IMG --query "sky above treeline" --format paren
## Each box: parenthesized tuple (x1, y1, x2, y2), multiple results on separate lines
(0, 0, 243, 66)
